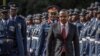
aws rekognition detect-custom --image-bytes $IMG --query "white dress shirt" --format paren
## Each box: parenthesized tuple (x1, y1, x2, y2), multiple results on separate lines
(60, 22, 69, 36)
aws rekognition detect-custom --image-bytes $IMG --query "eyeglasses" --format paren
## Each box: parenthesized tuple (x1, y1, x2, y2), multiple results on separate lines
(50, 12, 58, 15)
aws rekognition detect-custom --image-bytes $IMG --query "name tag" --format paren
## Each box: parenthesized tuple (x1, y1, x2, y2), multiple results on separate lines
(9, 26, 15, 32)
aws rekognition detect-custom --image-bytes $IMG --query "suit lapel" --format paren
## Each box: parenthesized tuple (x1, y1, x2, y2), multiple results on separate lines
(52, 22, 63, 41)
(66, 22, 71, 39)
(52, 22, 72, 41)
(53, 22, 61, 34)
(54, 22, 71, 40)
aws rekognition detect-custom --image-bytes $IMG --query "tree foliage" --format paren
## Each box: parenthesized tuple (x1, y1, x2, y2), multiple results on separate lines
(1, 0, 98, 15)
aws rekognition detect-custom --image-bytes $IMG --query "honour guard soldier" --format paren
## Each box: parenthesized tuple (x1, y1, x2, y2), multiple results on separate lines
(79, 11, 90, 56)
(95, 26, 100, 56)
(28, 14, 42, 56)
(70, 8, 80, 24)
(68, 9, 73, 23)
(26, 15, 34, 56)
(9, 3, 27, 56)
(0, 5, 25, 56)
(94, 9, 100, 56)
(86, 7, 99, 56)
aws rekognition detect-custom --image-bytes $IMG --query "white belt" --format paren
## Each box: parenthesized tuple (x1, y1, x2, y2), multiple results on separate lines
(32, 36, 39, 40)
(79, 40, 82, 43)
(30, 48, 33, 53)
(89, 38, 95, 42)
(95, 41, 100, 44)
(86, 37, 90, 40)
(82, 38, 86, 41)
(27, 37, 31, 40)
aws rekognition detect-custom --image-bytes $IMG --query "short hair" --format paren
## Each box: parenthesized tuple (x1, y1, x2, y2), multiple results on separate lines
(59, 9, 69, 15)
(47, 5, 59, 10)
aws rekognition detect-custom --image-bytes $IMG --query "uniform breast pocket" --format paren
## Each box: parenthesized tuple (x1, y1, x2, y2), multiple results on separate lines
(9, 26, 15, 32)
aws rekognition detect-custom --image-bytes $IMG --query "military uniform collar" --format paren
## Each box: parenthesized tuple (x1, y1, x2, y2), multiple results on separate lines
(96, 18, 98, 21)
(91, 17, 96, 21)
(10, 15, 17, 21)
(2, 19, 10, 24)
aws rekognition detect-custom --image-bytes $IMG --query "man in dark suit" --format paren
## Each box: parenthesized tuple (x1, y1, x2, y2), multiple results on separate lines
(46, 9, 80, 56)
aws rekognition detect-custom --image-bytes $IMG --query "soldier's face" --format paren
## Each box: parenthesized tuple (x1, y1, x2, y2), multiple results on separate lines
(10, 9, 17, 17)
(27, 19, 34, 24)
(88, 11, 93, 17)
(80, 16, 86, 22)
(93, 10, 97, 17)
(71, 15, 78, 22)
(85, 14, 91, 21)
(59, 13, 68, 24)
(68, 15, 72, 22)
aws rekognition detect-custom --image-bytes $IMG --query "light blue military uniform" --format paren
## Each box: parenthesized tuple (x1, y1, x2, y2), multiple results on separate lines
(37, 19, 58, 56)
(87, 18, 99, 56)
(36, 21, 51, 56)
(79, 21, 90, 56)
(0, 17, 25, 56)
(27, 24, 34, 56)
(95, 9, 100, 56)
(27, 23, 42, 56)
(95, 25, 100, 56)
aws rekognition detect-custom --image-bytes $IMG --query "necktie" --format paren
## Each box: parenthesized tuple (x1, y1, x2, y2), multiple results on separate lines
(61, 25, 66, 39)
(61, 25, 66, 52)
